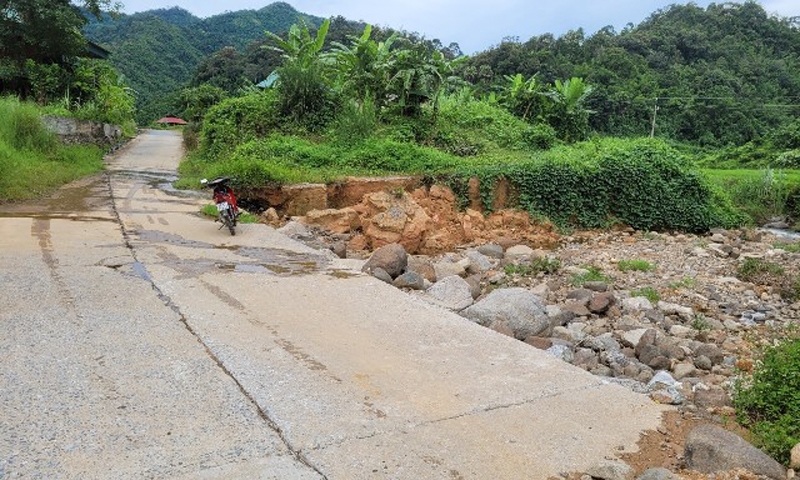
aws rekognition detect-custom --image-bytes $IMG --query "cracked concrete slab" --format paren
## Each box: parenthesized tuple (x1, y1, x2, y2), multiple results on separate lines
(1, 130, 669, 479)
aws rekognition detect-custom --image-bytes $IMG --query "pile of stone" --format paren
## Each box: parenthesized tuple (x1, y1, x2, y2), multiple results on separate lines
(357, 227, 799, 413)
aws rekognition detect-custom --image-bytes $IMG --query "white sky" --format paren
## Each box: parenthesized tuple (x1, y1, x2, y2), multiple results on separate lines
(116, 0, 800, 53)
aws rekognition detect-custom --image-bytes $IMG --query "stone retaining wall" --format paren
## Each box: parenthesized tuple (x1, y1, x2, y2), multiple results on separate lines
(42, 116, 122, 145)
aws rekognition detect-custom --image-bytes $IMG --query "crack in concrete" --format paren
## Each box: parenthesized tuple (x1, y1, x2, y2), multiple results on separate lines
(309, 381, 609, 452)
(105, 171, 329, 480)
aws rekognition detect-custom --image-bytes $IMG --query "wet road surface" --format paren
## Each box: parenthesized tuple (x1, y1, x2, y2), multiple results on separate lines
(0, 130, 667, 479)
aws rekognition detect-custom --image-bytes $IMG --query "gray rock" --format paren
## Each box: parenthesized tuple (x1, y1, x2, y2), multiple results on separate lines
(407, 256, 436, 282)
(393, 271, 426, 290)
(277, 221, 312, 239)
(672, 363, 697, 380)
(694, 344, 724, 365)
(636, 468, 678, 480)
(586, 460, 634, 480)
(573, 348, 599, 369)
(477, 243, 504, 259)
(648, 371, 679, 390)
(589, 292, 616, 314)
(657, 301, 693, 320)
(362, 243, 408, 279)
(426, 276, 474, 311)
(623, 297, 654, 311)
(791, 442, 800, 469)
(584, 281, 610, 292)
(546, 344, 574, 363)
(465, 274, 482, 300)
(433, 259, 466, 281)
(563, 301, 591, 317)
(694, 355, 713, 371)
(649, 387, 685, 405)
(504, 244, 535, 261)
(693, 386, 731, 409)
(586, 333, 621, 353)
(330, 241, 347, 259)
(710, 233, 727, 243)
(464, 250, 494, 274)
(461, 288, 549, 340)
(621, 329, 649, 349)
(567, 288, 594, 303)
(684, 424, 786, 479)
(371, 267, 394, 284)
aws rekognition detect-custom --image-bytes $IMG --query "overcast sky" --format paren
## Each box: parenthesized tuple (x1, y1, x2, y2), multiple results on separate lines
(116, 0, 800, 53)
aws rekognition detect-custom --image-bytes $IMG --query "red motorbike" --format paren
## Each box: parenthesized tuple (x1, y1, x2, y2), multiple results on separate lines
(201, 177, 239, 235)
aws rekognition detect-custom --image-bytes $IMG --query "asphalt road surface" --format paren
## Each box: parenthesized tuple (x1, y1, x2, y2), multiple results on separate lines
(0, 130, 667, 479)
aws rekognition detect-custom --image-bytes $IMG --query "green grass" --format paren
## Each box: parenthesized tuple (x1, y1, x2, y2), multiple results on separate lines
(775, 242, 800, 253)
(0, 97, 105, 201)
(618, 259, 656, 272)
(571, 266, 610, 287)
(200, 204, 260, 224)
(669, 276, 697, 289)
(631, 287, 660, 303)
(703, 169, 800, 184)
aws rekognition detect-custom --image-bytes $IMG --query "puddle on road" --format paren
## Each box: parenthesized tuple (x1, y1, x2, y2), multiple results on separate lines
(0, 175, 112, 218)
(133, 229, 329, 277)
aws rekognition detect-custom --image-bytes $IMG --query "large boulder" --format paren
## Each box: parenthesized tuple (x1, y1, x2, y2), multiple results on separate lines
(359, 191, 433, 253)
(362, 243, 408, 279)
(684, 424, 786, 479)
(461, 288, 549, 340)
(301, 208, 361, 234)
(425, 276, 474, 311)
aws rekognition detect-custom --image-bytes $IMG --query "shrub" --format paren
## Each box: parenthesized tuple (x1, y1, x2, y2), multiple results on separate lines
(631, 287, 660, 303)
(618, 259, 656, 272)
(733, 338, 800, 465)
(737, 258, 785, 283)
(200, 92, 282, 159)
(504, 257, 561, 276)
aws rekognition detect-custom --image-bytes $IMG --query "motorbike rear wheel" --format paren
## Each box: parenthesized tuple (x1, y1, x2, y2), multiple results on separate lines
(219, 210, 236, 236)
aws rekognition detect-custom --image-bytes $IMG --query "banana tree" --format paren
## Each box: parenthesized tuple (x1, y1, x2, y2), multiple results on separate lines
(502, 73, 543, 121)
(545, 77, 595, 142)
(264, 19, 331, 70)
(389, 42, 464, 119)
(326, 24, 399, 109)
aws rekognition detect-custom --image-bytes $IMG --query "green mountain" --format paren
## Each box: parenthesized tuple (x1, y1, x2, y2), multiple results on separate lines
(463, 2, 800, 146)
(83, 2, 323, 123)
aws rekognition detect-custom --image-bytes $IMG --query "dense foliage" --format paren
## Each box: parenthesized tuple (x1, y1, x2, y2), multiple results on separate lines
(463, 2, 800, 147)
(0, 97, 104, 200)
(734, 338, 800, 464)
(0, 0, 136, 127)
(82, 3, 322, 123)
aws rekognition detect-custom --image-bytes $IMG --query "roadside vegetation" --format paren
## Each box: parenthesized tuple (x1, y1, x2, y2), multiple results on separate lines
(0, 97, 104, 201)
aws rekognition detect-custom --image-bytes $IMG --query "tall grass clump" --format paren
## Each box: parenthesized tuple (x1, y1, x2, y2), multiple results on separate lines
(0, 97, 103, 201)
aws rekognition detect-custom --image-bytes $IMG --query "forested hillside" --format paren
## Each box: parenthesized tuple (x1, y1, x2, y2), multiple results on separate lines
(463, 2, 800, 147)
(82, 2, 322, 122)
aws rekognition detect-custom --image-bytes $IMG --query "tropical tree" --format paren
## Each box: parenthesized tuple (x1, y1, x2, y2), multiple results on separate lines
(0, 0, 120, 98)
(501, 73, 544, 121)
(264, 19, 335, 129)
(327, 24, 399, 109)
(545, 77, 594, 142)
(388, 42, 463, 118)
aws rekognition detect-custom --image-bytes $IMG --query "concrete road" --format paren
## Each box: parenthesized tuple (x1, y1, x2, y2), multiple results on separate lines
(0, 130, 667, 479)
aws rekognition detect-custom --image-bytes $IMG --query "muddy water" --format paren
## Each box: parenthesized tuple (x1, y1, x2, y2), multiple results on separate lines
(133, 228, 329, 277)
(0, 174, 112, 219)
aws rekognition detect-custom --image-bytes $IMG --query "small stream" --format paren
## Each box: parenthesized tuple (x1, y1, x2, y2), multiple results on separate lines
(762, 227, 800, 241)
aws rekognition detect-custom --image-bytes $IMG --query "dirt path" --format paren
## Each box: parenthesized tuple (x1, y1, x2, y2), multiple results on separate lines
(0, 130, 668, 479)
